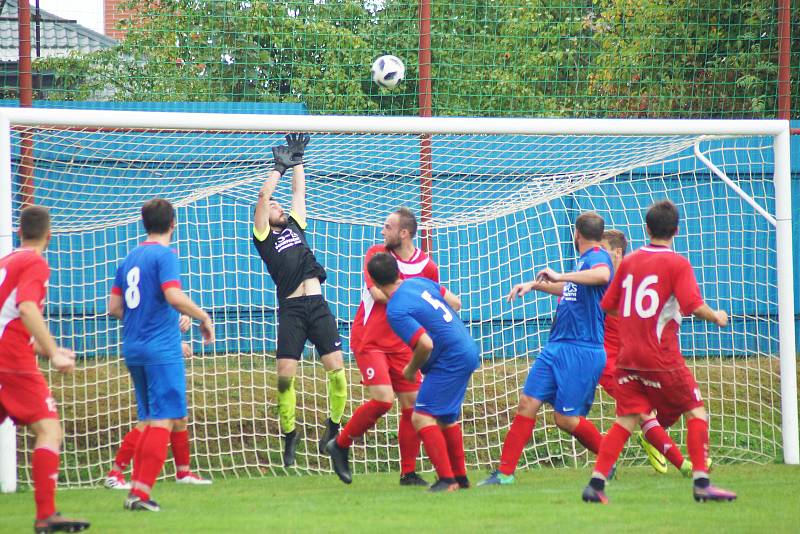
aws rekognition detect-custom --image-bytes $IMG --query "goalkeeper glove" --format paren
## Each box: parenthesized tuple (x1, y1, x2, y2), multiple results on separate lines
(272, 145, 300, 175)
(286, 133, 310, 160)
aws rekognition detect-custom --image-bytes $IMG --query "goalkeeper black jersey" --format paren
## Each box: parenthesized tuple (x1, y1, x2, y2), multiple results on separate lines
(253, 213, 327, 301)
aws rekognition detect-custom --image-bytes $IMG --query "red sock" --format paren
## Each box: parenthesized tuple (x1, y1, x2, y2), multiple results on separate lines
(336, 400, 393, 448)
(594, 423, 630, 478)
(641, 417, 686, 468)
(171, 430, 191, 476)
(442, 424, 466, 478)
(131, 425, 151, 484)
(112, 427, 142, 472)
(131, 427, 170, 501)
(498, 414, 536, 476)
(32, 447, 59, 520)
(418, 425, 454, 479)
(570, 417, 603, 455)
(686, 417, 709, 475)
(399, 408, 422, 475)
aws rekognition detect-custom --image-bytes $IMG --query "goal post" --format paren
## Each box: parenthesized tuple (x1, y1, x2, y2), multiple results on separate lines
(0, 110, 795, 491)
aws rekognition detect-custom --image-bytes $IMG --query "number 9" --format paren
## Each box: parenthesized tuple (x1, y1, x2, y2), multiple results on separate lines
(366, 367, 375, 380)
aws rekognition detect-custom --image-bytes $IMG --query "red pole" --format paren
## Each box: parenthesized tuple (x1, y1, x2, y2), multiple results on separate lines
(18, 0, 35, 207)
(418, 0, 433, 252)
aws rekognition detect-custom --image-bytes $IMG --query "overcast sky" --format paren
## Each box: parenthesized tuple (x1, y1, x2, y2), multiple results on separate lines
(38, 0, 104, 34)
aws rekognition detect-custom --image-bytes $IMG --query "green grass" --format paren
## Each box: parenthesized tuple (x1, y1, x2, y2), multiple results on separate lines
(2, 465, 798, 533)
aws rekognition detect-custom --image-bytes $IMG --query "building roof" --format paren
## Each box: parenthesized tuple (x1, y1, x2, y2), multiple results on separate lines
(0, 0, 117, 62)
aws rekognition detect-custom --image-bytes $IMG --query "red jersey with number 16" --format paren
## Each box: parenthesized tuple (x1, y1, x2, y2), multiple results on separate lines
(0, 249, 50, 375)
(351, 245, 439, 353)
(600, 245, 704, 372)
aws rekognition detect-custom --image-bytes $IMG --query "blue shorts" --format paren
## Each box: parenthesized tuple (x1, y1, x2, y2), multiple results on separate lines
(523, 341, 605, 416)
(415, 368, 474, 424)
(127, 361, 187, 421)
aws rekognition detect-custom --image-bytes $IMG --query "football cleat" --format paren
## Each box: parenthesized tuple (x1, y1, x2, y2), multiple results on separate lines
(582, 485, 609, 504)
(399, 472, 429, 487)
(636, 431, 668, 474)
(104, 471, 131, 490)
(175, 472, 212, 485)
(428, 478, 459, 493)
(325, 438, 352, 484)
(33, 512, 90, 533)
(680, 460, 694, 478)
(124, 495, 161, 512)
(318, 418, 340, 454)
(477, 470, 515, 486)
(283, 430, 300, 468)
(693, 484, 736, 502)
(455, 475, 470, 489)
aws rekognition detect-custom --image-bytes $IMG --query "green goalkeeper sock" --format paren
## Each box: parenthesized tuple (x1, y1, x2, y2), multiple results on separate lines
(327, 368, 347, 425)
(277, 376, 296, 435)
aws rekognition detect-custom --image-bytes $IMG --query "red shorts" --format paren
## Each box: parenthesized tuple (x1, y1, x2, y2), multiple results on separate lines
(0, 372, 59, 425)
(614, 366, 703, 428)
(354, 348, 421, 393)
(599, 353, 617, 399)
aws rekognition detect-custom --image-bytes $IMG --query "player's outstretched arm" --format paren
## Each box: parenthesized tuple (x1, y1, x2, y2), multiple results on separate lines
(507, 280, 563, 301)
(691, 304, 728, 327)
(164, 287, 216, 345)
(19, 300, 75, 373)
(287, 133, 310, 222)
(403, 333, 433, 382)
(538, 265, 611, 286)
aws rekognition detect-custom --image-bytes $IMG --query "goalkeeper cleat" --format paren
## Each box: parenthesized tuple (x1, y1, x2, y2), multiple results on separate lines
(325, 438, 352, 485)
(455, 475, 470, 489)
(399, 472, 429, 487)
(582, 485, 609, 504)
(283, 430, 300, 468)
(33, 512, 90, 533)
(123, 495, 161, 512)
(104, 471, 130, 490)
(318, 418, 340, 454)
(428, 478, 459, 493)
(176, 472, 212, 485)
(693, 484, 737, 502)
(636, 431, 668, 474)
(477, 470, 515, 486)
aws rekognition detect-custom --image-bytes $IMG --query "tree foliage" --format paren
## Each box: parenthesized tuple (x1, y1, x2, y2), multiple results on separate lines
(34, 0, 787, 118)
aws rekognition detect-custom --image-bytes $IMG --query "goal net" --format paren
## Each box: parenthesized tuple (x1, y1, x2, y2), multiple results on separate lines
(0, 111, 795, 489)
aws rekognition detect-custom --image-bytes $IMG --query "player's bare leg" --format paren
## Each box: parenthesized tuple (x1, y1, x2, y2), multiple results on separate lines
(277, 359, 300, 467)
(397, 391, 427, 486)
(583, 414, 637, 503)
(479, 394, 542, 486)
(30, 418, 90, 532)
(319, 351, 347, 453)
(684, 407, 735, 502)
(412, 412, 458, 492)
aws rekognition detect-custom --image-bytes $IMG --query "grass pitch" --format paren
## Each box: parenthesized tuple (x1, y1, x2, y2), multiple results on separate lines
(1, 464, 797, 533)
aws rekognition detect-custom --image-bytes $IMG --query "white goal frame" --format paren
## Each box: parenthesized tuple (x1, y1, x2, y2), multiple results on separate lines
(0, 110, 795, 493)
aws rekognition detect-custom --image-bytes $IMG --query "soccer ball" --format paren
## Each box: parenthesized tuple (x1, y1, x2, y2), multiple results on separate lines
(371, 55, 405, 89)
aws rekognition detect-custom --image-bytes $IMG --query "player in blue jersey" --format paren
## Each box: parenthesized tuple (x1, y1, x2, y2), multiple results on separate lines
(480, 211, 612, 486)
(109, 198, 215, 512)
(327, 252, 479, 492)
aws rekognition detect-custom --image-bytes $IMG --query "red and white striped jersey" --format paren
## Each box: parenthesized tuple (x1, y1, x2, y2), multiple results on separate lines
(600, 245, 704, 371)
(0, 249, 50, 374)
(351, 244, 439, 353)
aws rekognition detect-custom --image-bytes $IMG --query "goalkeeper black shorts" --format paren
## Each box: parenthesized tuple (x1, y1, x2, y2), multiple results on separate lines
(276, 295, 341, 360)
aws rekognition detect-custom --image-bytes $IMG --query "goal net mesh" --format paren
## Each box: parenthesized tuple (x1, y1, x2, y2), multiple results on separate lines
(8, 124, 781, 487)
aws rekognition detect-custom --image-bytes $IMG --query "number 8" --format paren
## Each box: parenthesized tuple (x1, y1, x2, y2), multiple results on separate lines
(125, 266, 141, 309)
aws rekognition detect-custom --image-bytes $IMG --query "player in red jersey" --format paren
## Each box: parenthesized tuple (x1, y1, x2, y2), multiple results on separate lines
(0, 206, 90, 533)
(583, 201, 736, 504)
(326, 207, 461, 485)
(600, 230, 690, 477)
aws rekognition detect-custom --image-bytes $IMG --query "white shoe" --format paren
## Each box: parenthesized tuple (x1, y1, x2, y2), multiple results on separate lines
(104, 472, 131, 490)
(176, 472, 212, 485)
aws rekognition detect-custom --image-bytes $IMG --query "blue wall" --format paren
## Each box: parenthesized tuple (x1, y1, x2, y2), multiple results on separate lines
(5, 102, 799, 358)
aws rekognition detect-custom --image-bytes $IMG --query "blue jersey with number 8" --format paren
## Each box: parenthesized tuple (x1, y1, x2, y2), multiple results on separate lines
(386, 277, 479, 374)
(112, 242, 182, 365)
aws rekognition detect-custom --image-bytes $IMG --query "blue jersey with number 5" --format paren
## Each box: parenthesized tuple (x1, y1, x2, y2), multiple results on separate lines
(386, 278, 479, 374)
(112, 242, 182, 365)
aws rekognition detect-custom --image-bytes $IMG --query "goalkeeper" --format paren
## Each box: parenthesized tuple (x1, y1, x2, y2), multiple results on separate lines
(252, 133, 347, 467)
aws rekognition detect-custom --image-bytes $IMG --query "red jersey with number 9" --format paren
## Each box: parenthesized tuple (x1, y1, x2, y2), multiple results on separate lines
(351, 244, 439, 353)
(0, 249, 50, 375)
(600, 245, 704, 371)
